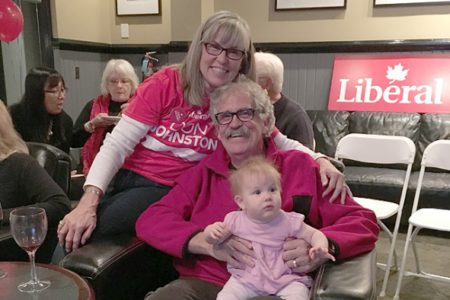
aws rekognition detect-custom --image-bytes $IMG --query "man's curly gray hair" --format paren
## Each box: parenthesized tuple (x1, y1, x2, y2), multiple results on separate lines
(209, 76, 275, 137)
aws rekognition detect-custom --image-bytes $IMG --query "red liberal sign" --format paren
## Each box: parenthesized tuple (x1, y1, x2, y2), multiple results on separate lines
(328, 54, 450, 113)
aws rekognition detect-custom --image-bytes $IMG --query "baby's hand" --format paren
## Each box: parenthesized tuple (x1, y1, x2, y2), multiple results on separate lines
(204, 222, 230, 244)
(309, 246, 335, 262)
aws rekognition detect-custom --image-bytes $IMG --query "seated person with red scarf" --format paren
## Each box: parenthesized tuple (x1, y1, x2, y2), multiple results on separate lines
(71, 59, 139, 175)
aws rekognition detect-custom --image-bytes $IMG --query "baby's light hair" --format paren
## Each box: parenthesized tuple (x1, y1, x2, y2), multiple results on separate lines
(229, 156, 281, 197)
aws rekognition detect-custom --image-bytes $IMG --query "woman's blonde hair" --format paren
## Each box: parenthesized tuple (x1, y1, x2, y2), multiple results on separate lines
(0, 101, 28, 160)
(180, 11, 256, 107)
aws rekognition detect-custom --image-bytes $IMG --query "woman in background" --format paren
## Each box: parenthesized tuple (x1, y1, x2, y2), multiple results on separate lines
(72, 59, 139, 175)
(0, 101, 71, 262)
(9, 67, 73, 154)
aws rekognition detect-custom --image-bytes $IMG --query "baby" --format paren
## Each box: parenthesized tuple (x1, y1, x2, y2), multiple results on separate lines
(204, 156, 335, 300)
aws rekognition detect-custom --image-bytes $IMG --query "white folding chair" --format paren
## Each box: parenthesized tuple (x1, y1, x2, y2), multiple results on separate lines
(335, 133, 416, 297)
(393, 140, 450, 300)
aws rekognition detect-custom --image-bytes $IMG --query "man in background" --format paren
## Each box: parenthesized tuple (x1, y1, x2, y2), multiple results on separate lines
(255, 52, 314, 150)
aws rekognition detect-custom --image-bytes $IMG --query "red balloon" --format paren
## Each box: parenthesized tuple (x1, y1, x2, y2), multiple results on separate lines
(0, 0, 24, 42)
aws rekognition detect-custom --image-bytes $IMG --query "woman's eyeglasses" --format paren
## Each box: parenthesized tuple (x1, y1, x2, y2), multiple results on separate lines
(44, 87, 67, 96)
(203, 42, 246, 61)
(215, 108, 258, 125)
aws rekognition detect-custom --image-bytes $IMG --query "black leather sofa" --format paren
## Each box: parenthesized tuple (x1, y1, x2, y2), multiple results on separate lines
(307, 110, 450, 228)
(60, 235, 377, 300)
(0, 142, 72, 263)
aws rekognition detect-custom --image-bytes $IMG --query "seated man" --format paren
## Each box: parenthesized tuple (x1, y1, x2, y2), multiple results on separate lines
(136, 77, 379, 300)
(255, 51, 314, 150)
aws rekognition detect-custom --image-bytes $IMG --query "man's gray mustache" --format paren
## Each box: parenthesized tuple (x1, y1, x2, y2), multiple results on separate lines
(225, 127, 249, 138)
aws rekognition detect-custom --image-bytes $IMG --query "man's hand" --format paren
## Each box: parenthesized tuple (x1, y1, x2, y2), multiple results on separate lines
(57, 191, 99, 252)
(210, 235, 255, 269)
(283, 238, 328, 273)
(316, 157, 351, 204)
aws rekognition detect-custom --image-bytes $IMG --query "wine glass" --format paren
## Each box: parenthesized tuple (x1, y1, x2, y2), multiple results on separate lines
(10, 207, 51, 293)
(0, 201, 6, 279)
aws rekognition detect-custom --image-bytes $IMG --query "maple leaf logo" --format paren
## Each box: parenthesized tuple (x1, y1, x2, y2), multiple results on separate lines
(170, 107, 188, 123)
(386, 63, 409, 84)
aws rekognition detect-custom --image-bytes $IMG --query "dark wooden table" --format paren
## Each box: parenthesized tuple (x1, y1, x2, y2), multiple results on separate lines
(0, 261, 94, 299)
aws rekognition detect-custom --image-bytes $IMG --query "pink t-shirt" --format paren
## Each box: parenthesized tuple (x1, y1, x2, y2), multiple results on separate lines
(224, 210, 312, 294)
(122, 67, 218, 186)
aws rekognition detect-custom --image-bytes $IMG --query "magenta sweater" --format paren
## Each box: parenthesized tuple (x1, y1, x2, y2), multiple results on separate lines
(136, 138, 379, 287)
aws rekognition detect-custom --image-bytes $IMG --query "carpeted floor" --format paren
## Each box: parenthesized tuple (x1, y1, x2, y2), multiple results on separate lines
(375, 231, 450, 299)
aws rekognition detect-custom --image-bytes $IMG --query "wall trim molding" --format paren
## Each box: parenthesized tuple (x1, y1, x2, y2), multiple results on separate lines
(53, 39, 450, 54)
(256, 39, 450, 53)
(54, 39, 171, 54)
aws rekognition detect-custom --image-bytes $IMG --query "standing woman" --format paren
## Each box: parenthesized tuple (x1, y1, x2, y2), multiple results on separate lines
(9, 67, 73, 154)
(0, 101, 71, 262)
(72, 59, 139, 175)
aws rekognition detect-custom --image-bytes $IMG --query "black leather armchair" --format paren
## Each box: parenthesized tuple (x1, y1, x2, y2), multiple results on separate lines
(26, 142, 72, 195)
(61, 235, 377, 300)
(60, 236, 177, 300)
